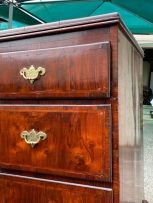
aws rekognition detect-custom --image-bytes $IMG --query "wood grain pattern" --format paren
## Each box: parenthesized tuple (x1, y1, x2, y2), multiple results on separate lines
(0, 13, 143, 57)
(0, 14, 145, 203)
(0, 42, 110, 99)
(0, 21, 117, 202)
(0, 173, 113, 203)
(0, 105, 112, 182)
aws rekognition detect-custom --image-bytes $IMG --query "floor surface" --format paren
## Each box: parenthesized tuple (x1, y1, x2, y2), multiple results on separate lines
(143, 106, 153, 202)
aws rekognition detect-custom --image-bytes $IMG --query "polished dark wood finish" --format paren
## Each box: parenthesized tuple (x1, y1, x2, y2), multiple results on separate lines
(0, 13, 144, 202)
(0, 105, 112, 182)
(0, 13, 143, 57)
(0, 173, 113, 203)
(0, 42, 110, 99)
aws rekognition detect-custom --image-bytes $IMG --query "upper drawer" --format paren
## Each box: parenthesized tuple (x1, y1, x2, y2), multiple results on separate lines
(0, 42, 111, 99)
(0, 104, 112, 182)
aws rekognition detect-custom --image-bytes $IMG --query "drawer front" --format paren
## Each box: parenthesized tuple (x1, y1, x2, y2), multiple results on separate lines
(0, 174, 113, 203)
(0, 105, 112, 182)
(0, 42, 110, 98)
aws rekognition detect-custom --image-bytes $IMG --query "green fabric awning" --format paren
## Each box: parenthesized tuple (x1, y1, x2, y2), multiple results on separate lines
(0, 0, 153, 34)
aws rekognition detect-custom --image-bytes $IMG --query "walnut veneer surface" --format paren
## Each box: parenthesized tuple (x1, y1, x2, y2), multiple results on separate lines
(0, 13, 144, 203)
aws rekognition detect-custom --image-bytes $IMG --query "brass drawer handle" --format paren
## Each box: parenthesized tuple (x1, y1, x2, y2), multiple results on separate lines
(21, 129, 47, 148)
(20, 65, 46, 84)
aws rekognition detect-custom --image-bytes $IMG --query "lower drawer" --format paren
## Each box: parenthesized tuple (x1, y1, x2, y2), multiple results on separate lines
(0, 104, 112, 182)
(0, 173, 113, 203)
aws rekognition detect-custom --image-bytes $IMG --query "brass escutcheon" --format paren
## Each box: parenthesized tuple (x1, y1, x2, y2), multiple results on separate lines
(20, 65, 46, 84)
(21, 129, 47, 148)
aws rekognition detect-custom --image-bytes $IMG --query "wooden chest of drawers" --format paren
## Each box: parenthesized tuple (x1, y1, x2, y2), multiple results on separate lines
(0, 13, 144, 203)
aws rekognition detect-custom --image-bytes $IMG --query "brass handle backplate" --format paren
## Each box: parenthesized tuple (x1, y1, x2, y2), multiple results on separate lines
(21, 129, 47, 148)
(20, 65, 46, 84)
